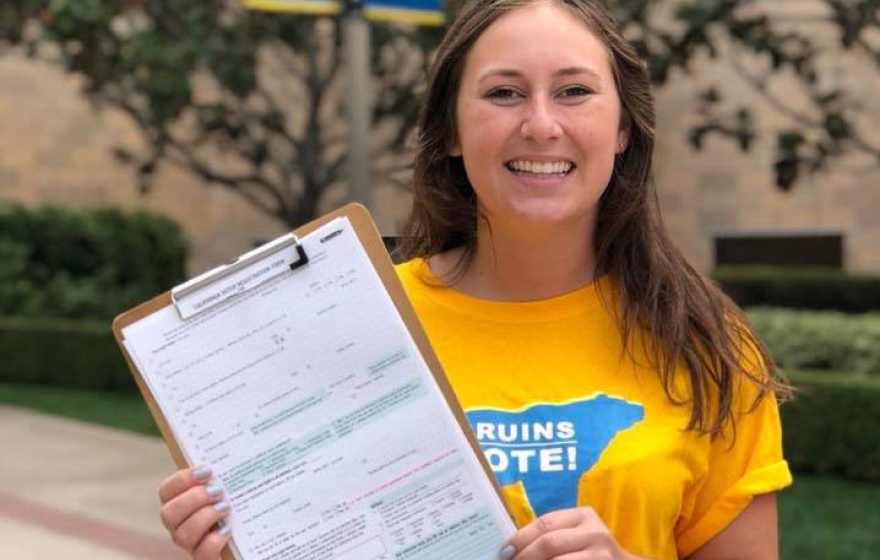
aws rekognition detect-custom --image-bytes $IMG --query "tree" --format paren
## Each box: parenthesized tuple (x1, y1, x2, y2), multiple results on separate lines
(2, 0, 441, 226)
(2, 1, 878, 226)
(598, 0, 880, 191)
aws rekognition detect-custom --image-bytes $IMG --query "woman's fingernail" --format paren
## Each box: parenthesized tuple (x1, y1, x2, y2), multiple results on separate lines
(193, 466, 212, 480)
(206, 481, 223, 497)
(214, 500, 231, 512)
(500, 544, 516, 560)
(218, 524, 231, 536)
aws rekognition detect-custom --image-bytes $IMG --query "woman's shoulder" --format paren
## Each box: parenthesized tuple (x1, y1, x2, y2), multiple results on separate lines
(393, 257, 428, 286)
(394, 257, 445, 308)
(394, 253, 464, 291)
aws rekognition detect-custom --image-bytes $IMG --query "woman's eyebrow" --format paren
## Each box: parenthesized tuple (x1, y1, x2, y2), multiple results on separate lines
(556, 66, 602, 80)
(478, 66, 603, 83)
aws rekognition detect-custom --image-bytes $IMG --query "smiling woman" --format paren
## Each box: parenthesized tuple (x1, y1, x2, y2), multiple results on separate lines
(451, 4, 626, 245)
(401, 0, 657, 303)
(394, 1, 791, 559)
(155, 2, 792, 560)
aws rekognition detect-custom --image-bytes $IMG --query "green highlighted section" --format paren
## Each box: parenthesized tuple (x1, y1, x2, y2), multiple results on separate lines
(393, 508, 502, 560)
(250, 390, 327, 436)
(368, 350, 408, 375)
(224, 427, 333, 493)
(225, 379, 426, 494)
(333, 380, 426, 437)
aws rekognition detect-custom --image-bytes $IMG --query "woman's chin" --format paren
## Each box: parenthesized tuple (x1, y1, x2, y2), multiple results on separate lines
(502, 203, 593, 232)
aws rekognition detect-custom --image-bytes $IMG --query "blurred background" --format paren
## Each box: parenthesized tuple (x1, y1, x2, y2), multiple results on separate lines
(1, 1, 878, 559)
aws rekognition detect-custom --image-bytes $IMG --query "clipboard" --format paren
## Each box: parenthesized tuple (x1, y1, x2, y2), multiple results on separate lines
(112, 203, 512, 560)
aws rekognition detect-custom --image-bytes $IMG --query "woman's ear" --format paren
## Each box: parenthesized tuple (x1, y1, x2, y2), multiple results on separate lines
(617, 112, 632, 154)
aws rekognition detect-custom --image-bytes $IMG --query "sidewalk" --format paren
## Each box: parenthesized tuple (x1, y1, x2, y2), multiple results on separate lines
(0, 405, 188, 559)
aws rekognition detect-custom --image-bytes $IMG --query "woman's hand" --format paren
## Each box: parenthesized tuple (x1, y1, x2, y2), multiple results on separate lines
(501, 507, 643, 560)
(158, 466, 232, 560)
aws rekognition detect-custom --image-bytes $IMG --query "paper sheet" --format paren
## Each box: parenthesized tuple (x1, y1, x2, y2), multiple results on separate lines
(121, 217, 514, 560)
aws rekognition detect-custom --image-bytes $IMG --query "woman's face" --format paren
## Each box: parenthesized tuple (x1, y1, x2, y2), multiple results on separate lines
(452, 1, 628, 235)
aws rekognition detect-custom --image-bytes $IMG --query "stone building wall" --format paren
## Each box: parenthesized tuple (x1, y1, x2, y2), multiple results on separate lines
(1, 1, 878, 274)
(0, 55, 287, 274)
(652, 0, 880, 272)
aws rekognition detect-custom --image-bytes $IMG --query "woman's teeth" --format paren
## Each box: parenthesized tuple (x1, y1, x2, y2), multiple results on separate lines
(507, 161, 573, 174)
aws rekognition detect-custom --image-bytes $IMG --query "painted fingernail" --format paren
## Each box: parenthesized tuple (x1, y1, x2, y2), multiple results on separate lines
(218, 524, 231, 536)
(500, 544, 516, 560)
(193, 466, 212, 480)
(214, 500, 231, 512)
(206, 481, 223, 497)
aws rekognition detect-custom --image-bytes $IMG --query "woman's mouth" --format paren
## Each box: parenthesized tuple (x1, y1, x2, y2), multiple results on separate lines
(505, 160, 576, 177)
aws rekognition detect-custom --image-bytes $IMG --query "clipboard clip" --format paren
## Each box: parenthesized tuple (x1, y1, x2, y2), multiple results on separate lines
(171, 233, 309, 320)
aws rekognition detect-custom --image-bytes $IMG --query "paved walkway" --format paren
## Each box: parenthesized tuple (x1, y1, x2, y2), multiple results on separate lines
(0, 405, 188, 559)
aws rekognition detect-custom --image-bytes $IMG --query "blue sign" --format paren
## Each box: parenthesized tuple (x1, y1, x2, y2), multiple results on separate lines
(244, 0, 445, 25)
(364, 0, 444, 25)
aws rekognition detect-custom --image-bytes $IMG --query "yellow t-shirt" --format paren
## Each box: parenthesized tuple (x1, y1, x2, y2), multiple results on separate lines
(396, 259, 791, 560)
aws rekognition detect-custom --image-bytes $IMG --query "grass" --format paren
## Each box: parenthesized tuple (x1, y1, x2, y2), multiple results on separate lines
(0, 383, 159, 436)
(779, 475, 880, 560)
(1, 383, 878, 560)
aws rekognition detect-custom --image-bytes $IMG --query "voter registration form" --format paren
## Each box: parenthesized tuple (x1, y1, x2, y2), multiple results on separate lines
(120, 217, 515, 560)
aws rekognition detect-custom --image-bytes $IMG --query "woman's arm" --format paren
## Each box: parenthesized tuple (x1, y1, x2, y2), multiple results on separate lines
(500, 492, 779, 560)
(686, 493, 779, 560)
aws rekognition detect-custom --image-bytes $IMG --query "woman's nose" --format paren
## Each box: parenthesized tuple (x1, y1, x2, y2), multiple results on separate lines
(520, 97, 562, 141)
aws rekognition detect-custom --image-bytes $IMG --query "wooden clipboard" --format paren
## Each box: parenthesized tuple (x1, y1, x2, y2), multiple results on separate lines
(112, 203, 511, 559)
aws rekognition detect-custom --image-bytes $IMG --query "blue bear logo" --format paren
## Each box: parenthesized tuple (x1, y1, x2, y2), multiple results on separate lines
(466, 394, 644, 517)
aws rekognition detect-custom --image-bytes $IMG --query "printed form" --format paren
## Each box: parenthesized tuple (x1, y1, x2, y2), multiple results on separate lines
(121, 217, 515, 560)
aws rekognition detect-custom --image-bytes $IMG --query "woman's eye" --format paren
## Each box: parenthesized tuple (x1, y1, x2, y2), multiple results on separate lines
(559, 86, 592, 99)
(486, 88, 523, 101)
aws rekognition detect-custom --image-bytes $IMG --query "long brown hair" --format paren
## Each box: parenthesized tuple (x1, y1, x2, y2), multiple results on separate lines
(398, 0, 790, 435)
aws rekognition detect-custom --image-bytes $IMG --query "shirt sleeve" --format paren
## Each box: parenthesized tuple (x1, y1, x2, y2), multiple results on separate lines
(674, 376, 792, 558)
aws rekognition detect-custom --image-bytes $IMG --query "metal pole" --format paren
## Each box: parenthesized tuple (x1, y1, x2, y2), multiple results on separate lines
(343, 0, 372, 211)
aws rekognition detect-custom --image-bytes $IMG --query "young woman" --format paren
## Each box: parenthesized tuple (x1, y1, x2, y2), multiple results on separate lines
(157, 1, 792, 559)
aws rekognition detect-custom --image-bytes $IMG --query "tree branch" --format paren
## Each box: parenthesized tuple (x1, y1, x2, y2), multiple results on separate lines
(727, 49, 880, 159)
(169, 135, 288, 210)
(727, 51, 823, 127)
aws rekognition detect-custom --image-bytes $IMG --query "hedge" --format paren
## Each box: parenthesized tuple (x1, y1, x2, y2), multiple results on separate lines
(714, 266, 880, 312)
(782, 371, 880, 481)
(0, 316, 134, 392)
(0, 314, 876, 481)
(0, 204, 187, 319)
(746, 308, 880, 375)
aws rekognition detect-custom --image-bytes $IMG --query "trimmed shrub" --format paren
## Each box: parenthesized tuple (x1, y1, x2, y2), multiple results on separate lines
(746, 308, 880, 375)
(0, 316, 134, 392)
(2, 319, 877, 482)
(0, 204, 187, 319)
(783, 372, 880, 481)
(715, 266, 880, 312)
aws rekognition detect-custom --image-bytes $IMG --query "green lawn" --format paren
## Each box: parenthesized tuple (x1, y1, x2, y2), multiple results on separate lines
(1, 383, 878, 560)
(0, 383, 159, 435)
(779, 475, 880, 560)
